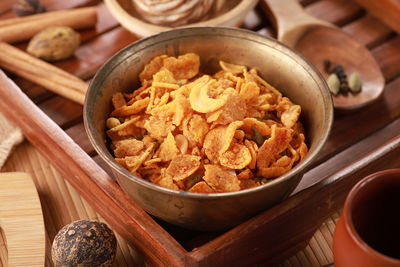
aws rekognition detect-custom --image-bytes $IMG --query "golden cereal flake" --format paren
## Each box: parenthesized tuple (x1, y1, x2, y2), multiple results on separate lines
(113, 139, 144, 158)
(118, 143, 155, 174)
(112, 92, 126, 109)
(219, 142, 251, 169)
(219, 60, 246, 74)
(281, 105, 301, 128)
(211, 88, 246, 125)
(162, 53, 200, 80)
(153, 69, 176, 84)
(257, 125, 292, 169)
(185, 114, 209, 147)
(240, 82, 260, 101)
(172, 93, 192, 127)
(144, 103, 176, 140)
(110, 97, 150, 117)
(166, 155, 202, 182)
(203, 126, 227, 163)
(237, 168, 254, 180)
(189, 181, 215, 193)
(175, 134, 189, 154)
(244, 139, 258, 170)
(155, 169, 180, 190)
(106, 117, 142, 140)
(239, 179, 258, 190)
(220, 121, 243, 154)
(158, 132, 179, 161)
(139, 55, 168, 82)
(241, 118, 271, 138)
(257, 165, 292, 178)
(203, 165, 240, 192)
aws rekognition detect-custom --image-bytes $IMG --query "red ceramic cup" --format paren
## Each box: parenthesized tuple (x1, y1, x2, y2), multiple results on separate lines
(333, 169, 400, 267)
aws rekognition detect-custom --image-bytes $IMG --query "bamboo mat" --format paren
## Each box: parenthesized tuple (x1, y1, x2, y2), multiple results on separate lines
(0, 141, 340, 266)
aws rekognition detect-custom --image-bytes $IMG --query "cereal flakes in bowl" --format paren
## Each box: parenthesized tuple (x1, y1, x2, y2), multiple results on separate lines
(84, 27, 333, 231)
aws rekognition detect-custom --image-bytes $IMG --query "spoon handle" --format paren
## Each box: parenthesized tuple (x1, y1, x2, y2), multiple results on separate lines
(261, 0, 329, 45)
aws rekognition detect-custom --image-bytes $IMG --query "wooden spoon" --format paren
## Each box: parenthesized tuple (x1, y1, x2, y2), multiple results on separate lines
(261, 0, 385, 110)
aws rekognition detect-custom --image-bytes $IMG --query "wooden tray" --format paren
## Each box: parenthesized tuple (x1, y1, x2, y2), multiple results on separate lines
(1, 0, 400, 266)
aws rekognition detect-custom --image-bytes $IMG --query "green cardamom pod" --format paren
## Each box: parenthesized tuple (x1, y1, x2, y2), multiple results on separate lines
(349, 72, 362, 93)
(327, 73, 340, 95)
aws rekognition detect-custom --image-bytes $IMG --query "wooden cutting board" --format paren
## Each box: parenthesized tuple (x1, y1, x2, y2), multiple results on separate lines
(0, 172, 45, 267)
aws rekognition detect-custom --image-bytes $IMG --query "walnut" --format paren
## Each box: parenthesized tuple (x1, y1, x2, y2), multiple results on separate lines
(51, 220, 117, 267)
(27, 26, 80, 61)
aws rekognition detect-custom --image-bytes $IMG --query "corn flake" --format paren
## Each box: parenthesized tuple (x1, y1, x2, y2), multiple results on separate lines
(166, 155, 201, 182)
(220, 142, 251, 169)
(203, 165, 240, 192)
(257, 125, 292, 169)
(189, 181, 215, 193)
(158, 132, 179, 161)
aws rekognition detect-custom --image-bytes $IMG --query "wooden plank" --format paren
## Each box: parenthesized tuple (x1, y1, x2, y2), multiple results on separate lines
(342, 14, 394, 48)
(38, 96, 83, 128)
(0, 172, 45, 267)
(305, 0, 364, 26)
(0, 1, 13, 15)
(0, 70, 187, 266)
(65, 122, 95, 154)
(372, 36, 400, 82)
(353, 0, 400, 35)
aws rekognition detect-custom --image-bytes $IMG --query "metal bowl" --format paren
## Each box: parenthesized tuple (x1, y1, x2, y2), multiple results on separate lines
(83, 27, 333, 231)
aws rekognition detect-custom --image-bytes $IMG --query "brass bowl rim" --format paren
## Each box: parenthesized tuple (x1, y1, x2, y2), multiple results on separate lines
(84, 26, 334, 199)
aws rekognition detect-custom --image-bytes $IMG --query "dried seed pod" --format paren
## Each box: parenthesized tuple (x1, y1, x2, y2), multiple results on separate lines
(27, 26, 80, 61)
(323, 59, 331, 73)
(349, 72, 362, 93)
(340, 83, 350, 94)
(52, 220, 117, 267)
(331, 64, 344, 74)
(327, 73, 340, 95)
(12, 0, 46, 17)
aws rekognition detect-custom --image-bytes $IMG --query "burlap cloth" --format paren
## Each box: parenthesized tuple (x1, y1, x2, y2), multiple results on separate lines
(0, 112, 24, 168)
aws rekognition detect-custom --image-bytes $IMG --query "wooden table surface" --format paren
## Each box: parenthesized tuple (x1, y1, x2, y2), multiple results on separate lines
(1, 0, 400, 266)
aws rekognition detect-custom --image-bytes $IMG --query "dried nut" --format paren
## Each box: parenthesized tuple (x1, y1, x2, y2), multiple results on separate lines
(52, 220, 117, 267)
(327, 73, 340, 95)
(27, 26, 80, 61)
(189, 81, 227, 113)
(349, 72, 362, 93)
(106, 117, 121, 129)
(12, 0, 46, 17)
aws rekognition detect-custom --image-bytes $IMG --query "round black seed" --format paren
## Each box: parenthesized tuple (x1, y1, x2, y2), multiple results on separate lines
(323, 59, 331, 72)
(332, 65, 344, 74)
(340, 84, 350, 93)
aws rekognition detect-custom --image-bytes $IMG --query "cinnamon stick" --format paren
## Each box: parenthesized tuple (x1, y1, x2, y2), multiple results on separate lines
(0, 42, 87, 104)
(0, 6, 97, 43)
